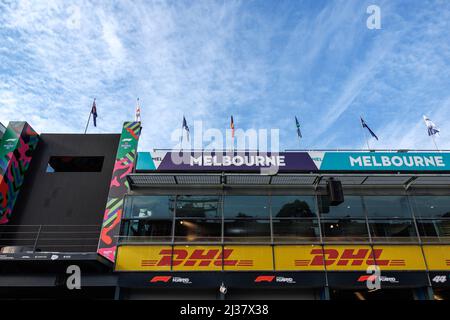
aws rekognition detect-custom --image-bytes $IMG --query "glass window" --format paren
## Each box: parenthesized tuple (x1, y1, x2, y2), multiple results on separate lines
(175, 195, 222, 218)
(223, 196, 270, 218)
(321, 219, 369, 241)
(124, 196, 175, 219)
(121, 219, 172, 242)
(318, 195, 365, 218)
(410, 196, 450, 218)
(363, 196, 412, 218)
(416, 219, 450, 240)
(174, 219, 221, 242)
(272, 219, 320, 242)
(368, 219, 418, 242)
(224, 219, 270, 242)
(46, 156, 104, 172)
(271, 196, 316, 218)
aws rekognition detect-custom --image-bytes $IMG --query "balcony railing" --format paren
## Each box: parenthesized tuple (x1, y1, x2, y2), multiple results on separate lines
(0, 225, 101, 253)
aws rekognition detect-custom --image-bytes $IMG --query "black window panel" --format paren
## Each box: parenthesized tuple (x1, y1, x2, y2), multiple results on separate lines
(174, 219, 221, 242)
(46, 156, 104, 172)
(321, 219, 369, 241)
(416, 219, 450, 240)
(121, 219, 173, 241)
(272, 219, 320, 242)
(123, 196, 175, 219)
(224, 219, 270, 242)
(223, 196, 270, 218)
(318, 195, 365, 218)
(410, 196, 450, 219)
(364, 196, 412, 218)
(368, 219, 418, 242)
(175, 195, 222, 218)
(271, 196, 316, 218)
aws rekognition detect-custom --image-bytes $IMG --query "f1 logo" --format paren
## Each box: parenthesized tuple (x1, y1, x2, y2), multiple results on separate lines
(150, 276, 172, 283)
(254, 276, 275, 283)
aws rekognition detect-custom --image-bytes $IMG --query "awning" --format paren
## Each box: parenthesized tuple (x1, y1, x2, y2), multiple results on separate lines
(127, 173, 450, 189)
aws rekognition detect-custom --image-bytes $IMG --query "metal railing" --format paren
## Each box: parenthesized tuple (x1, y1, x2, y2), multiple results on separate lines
(0, 225, 101, 253)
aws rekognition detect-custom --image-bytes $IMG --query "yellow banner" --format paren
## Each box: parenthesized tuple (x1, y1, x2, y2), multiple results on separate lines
(371, 245, 426, 271)
(274, 245, 325, 271)
(115, 245, 428, 271)
(423, 245, 450, 270)
(115, 245, 274, 271)
(172, 246, 222, 271)
(323, 245, 376, 271)
(115, 245, 171, 271)
(223, 246, 273, 271)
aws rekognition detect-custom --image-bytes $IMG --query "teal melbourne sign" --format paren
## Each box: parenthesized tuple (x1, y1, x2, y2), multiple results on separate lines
(320, 152, 450, 171)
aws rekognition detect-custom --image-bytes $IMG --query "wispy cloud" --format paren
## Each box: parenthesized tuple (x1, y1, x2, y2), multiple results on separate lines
(0, 1, 449, 151)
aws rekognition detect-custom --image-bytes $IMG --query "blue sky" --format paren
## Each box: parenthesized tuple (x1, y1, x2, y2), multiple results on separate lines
(1, 0, 449, 151)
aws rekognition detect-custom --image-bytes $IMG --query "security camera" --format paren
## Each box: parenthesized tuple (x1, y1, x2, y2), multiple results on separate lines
(219, 283, 227, 295)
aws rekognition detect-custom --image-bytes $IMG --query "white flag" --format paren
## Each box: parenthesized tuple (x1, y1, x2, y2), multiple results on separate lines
(423, 115, 440, 136)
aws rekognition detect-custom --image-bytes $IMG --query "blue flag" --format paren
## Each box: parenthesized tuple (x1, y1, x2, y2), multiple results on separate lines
(182, 116, 190, 142)
(295, 116, 302, 138)
(360, 117, 378, 140)
(91, 99, 98, 127)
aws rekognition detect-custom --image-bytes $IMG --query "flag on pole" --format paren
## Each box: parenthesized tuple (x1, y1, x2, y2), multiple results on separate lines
(135, 98, 141, 122)
(295, 116, 302, 138)
(91, 99, 98, 127)
(230, 115, 235, 138)
(182, 116, 190, 142)
(423, 115, 440, 136)
(360, 117, 378, 140)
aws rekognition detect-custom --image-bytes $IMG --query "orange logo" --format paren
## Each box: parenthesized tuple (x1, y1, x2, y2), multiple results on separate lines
(295, 249, 405, 267)
(141, 249, 253, 267)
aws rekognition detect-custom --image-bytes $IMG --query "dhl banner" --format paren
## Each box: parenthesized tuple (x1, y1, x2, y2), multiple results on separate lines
(274, 245, 425, 271)
(223, 246, 273, 271)
(423, 246, 450, 271)
(116, 245, 274, 271)
(371, 245, 426, 271)
(274, 245, 325, 271)
(115, 244, 449, 272)
(116, 245, 172, 271)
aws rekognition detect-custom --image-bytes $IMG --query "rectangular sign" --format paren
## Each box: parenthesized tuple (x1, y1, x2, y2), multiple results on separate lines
(136, 151, 317, 172)
(327, 271, 429, 289)
(118, 271, 326, 289)
(137, 151, 450, 172)
(116, 245, 429, 272)
(423, 245, 450, 271)
(115, 245, 274, 271)
(319, 152, 450, 171)
(223, 246, 273, 271)
(116, 245, 171, 271)
(274, 245, 325, 271)
(371, 245, 426, 271)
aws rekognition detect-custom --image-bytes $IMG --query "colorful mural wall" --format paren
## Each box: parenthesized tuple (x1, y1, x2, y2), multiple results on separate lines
(0, 122, 39, 224)
(97, 121, 141, 262)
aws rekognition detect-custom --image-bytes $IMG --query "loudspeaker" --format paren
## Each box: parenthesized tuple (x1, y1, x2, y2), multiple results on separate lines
(326, 178, 344, 205)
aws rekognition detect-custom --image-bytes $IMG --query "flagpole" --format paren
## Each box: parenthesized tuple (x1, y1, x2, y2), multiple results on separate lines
(84, 108, 92, 134)
(84, 98, 96, 134)
(180, 116, 184, 151)
(360, 116, 370, 150)
(431, 134, 439, 151)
